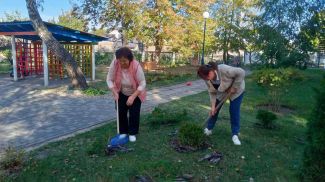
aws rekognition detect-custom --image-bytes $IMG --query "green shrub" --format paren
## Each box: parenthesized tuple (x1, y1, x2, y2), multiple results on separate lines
(0, 146, 25, 171)
(254, 68, 303, 87)
(159, 54, 173, 66)
(286, 50, 308, 70)
(146, 107, 189, 127)
(178, 123, 206, 148)
(301, 75, 325, 181)
(0, 49, 12, 63)
(281, 67, 304, 81)
(83, 87, 107, 96)
(256, 109, 277, 129)
(95, 52, 114, 65)
(253, 68, 303, 111)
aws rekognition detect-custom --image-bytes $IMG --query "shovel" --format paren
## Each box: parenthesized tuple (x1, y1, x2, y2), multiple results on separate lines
(203, 91, 232, 127)
(107, 99, 129, 147)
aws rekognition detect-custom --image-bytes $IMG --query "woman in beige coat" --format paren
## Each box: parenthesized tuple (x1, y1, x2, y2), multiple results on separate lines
(197, 62, 245, 145)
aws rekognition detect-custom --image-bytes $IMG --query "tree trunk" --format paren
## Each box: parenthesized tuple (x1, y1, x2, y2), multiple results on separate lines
(243, 51, 246, 64)
(222, 24, 228, 64)
(237, 50, 241, 66)
(317, 52, 321, 68)
(249, 51, 252, 64)
(122, 35, 128, 46)
(154, 40, 162, 63)
(223, 50, 227, 64)
(26, 0, 88, 89)
(121, 29, 128, 46)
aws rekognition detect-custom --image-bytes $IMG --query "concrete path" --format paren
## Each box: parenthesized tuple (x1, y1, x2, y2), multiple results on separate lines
(0, 76, 206, 152)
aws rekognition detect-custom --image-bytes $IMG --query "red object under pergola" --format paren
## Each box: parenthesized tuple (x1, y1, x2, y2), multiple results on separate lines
(0, 21, 107, 86)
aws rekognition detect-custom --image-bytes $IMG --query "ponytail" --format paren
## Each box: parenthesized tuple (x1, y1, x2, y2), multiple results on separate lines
(207, 61, 218, 70)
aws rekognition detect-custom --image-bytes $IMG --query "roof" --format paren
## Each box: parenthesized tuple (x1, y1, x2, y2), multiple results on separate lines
(0, 21, 108, 43)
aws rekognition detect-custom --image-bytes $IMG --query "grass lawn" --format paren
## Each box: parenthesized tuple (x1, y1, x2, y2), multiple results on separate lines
(87, 64, 198, 92)
(1, 69, 324, 181)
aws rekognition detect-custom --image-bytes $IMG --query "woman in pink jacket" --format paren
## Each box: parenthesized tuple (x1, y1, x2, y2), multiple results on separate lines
(107, 47, 146, 142)
(197, 62, 245, 145)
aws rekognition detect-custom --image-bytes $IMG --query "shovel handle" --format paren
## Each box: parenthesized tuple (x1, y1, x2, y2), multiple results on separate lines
(215, 91, 232, 110)
(116, 99, 119, 134)
(203, 92, 232, 127)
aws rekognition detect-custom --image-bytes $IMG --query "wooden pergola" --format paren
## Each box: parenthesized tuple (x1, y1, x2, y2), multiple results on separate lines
(0, 21, 107, 86)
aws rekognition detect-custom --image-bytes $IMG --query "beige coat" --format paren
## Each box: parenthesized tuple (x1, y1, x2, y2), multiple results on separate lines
(205, 64, 245, 103)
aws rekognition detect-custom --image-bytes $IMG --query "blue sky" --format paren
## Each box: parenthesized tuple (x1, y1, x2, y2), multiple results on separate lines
(0, 0, 76, 21)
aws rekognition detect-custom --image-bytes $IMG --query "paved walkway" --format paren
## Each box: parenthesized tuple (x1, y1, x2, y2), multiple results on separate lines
(0, 76, 206, 152)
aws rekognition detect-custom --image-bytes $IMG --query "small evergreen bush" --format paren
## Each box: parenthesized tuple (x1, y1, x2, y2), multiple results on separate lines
(301, 75, 325, 181)
(178, 123, 206, 148)
(256, 109, 277, 129)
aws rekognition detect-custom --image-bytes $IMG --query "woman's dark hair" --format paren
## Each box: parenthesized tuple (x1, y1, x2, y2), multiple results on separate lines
(197, 62, 218, 79)
(115, 47, 134, 62)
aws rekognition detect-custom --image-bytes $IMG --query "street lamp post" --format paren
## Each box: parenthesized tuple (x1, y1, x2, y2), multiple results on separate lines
(201, 11, 209, 65)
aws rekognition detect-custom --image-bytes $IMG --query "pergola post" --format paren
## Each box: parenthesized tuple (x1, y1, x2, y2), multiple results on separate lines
(172, 52, 176, 65)
(92, 45, 96, 80)
(11, 36, 18, 81)
(42, 41, 49, 87)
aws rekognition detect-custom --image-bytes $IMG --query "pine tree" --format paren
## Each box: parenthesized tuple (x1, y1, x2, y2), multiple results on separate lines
(301, 75, 325, 181)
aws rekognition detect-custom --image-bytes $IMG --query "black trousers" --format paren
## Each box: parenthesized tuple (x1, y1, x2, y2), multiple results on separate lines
(117, 92, 142, 135)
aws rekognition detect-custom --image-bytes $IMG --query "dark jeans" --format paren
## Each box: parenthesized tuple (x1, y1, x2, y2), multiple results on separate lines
(117, 92, 142, 135)
(206, 93, 244, 135)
